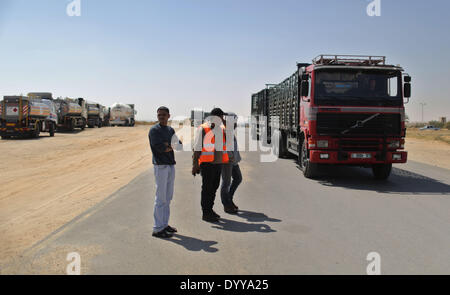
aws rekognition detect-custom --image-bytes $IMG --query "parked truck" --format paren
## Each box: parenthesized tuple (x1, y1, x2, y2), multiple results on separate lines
(0, 95, 58, 139)
(252, 54, 411, 180)
(110, 103, 136, 127)
(54, 97, 87, 131)
(86, 102, 104, 128)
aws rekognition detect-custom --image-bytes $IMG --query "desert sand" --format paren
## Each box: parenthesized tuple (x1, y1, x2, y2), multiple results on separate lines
(0, 125, 153, 267)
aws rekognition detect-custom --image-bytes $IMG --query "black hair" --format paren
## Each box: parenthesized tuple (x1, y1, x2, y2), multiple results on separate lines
(157, 106, 170, 114)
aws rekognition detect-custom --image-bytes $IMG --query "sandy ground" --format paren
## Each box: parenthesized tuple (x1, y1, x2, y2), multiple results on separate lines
(405, 137, 450, 170)
(0, 125, 449, 269)
(0, 125, 153, 267)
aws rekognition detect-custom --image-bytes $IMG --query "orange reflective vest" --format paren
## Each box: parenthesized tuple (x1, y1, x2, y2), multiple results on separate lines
(198, 123, 229, 165)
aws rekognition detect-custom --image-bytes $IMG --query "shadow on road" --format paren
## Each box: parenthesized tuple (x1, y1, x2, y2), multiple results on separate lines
(291, 160, 450, 195)
(56, 129, 84, 134)
(165, 234, 219, 253)
(211, 218, 276, 233)
(236, 210, 282, 223)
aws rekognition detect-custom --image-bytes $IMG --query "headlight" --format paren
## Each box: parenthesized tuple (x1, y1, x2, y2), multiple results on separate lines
(317, 140, 329, 148)
(389, 141, 400, 148)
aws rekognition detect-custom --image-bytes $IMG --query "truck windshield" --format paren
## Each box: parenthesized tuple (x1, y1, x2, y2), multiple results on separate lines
(314, 69, 402, 106)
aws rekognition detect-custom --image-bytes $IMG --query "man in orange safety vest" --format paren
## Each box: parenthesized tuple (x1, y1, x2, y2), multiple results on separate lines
(192, 108, 229, 222)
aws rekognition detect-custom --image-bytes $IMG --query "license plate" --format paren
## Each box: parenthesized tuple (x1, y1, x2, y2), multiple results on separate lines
(351, 153, 372, 159)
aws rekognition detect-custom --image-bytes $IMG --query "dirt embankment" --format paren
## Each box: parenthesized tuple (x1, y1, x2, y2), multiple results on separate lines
(405, 137, 450, 170)
(0, 125, 153, 267)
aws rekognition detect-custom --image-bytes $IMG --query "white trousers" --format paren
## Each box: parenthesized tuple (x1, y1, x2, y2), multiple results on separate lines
(153, 165, 175, 232)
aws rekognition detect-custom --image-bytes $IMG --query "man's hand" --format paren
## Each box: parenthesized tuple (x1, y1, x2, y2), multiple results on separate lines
(164, 142, 173, 152)
(192, 164, 200, 176)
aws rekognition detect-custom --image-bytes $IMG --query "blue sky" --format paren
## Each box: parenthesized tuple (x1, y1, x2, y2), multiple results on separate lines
(0, 0, 449, 121)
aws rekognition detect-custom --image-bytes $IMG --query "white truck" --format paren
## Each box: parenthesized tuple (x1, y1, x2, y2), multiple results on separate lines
(110, 103, 136, 127)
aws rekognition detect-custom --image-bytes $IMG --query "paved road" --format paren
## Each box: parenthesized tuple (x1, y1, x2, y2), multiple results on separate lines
(6, 149, 450, 274)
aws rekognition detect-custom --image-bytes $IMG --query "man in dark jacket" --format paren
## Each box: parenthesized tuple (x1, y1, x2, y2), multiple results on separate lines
(149, 106, 182, 238)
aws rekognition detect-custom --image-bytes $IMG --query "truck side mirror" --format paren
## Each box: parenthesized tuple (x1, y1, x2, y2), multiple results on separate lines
(404, 83, 411, 98)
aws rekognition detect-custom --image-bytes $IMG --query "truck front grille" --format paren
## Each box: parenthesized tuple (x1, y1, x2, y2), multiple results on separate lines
(316, 113, 401, 136)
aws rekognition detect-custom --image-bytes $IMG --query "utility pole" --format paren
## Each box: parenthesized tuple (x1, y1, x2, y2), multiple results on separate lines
(419, 102, 426, 122)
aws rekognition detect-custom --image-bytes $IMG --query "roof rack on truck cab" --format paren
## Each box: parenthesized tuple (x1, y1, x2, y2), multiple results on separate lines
(312, 54, 386, 66)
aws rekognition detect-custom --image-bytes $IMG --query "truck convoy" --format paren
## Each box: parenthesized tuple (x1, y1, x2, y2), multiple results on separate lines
(251, 55, 411, 180)
(86, 102, 104, 128)
(110, 103, 136, 127)
(0, 93, 58, 139)
(54, 97, 88, 131)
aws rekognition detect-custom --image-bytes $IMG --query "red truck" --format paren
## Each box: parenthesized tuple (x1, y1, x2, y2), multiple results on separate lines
(251, 55, 411, 180)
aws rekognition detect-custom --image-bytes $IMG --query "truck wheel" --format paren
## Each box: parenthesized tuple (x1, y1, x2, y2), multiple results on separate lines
(299, 139, 319, 178)
(68, 119, 75, 131)
(372, 163, 392, 180)
(33, 123, 41, 138)
(278, 131, 288, 158)
(98, 121, 102, 128)
(49, 123, 55, 137)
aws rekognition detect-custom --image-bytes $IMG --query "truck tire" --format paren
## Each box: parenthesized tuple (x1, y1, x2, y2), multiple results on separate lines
(298, 139, 319, 178)
(98, 121, 102, 128)
(372, 163, 392, 180)
(33, 122, 41, 138)
(273, 130, 288, 158)
(68, 119, 75, 131)
(49, 123, 55, 137)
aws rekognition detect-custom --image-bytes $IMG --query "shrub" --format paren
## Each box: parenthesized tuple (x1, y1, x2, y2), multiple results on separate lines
(428, 120, 445, 128)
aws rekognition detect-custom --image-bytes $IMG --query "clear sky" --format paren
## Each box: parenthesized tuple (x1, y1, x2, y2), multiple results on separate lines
(0, 0, 449, 122)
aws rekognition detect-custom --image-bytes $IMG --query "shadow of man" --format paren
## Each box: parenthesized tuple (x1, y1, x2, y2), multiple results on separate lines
(165, 234, 219, 253)
(235, 210, 282, 223)
(211, 218, 276, 233)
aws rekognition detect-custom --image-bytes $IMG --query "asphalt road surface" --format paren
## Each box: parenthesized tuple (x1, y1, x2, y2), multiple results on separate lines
(6, 148, 450, 274)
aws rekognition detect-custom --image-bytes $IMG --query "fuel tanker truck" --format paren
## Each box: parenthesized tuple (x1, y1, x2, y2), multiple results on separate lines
(0, 95, 58, 139)
(110, 103, 136, 127)
(86, 102, 104, 128)
(54, 97, 87, 131)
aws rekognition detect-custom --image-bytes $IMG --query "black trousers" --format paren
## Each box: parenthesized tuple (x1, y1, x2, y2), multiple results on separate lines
(200, 163, 223, 214)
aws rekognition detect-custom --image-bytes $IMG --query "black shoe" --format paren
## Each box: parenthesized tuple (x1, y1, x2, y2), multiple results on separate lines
(224, 204, 238, 214)
(231, 201, 239, 210)
(152, 230, 173, 238)
(202, 213, 219, 223)
(211, 210, 221, 219)
(164, 225, 177, 233)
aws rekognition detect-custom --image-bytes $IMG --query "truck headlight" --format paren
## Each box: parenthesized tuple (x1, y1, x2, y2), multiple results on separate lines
(317, 140, 329, 148)
(393, 154, 402, 160)
(389, 141, 400, 148)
